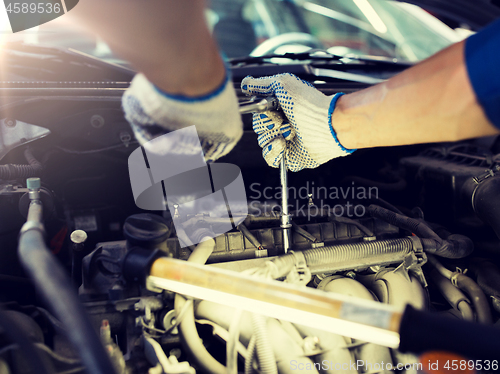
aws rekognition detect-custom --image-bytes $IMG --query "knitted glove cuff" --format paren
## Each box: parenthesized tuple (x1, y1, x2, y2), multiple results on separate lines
(307, 92, 356, 164)
(122, 72, 243, 160)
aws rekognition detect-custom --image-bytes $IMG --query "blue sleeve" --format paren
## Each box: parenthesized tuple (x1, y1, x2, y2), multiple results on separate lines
(465, 19, 500, 129)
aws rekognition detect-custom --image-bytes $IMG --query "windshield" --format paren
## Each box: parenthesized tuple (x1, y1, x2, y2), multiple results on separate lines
(212, 0, 461, 61)
(0, 0, 461, 64)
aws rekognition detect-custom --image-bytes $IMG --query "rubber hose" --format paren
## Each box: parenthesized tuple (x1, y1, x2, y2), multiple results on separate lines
(174, 238, 226, 374)
(251, 314, 277, 374)
(368, 205, 443, 243)
(245, 335, 257, 374)
(457, 301, 475, 321)
(0, 148, 43, 180)
(427, 255, 453, 279)
(452, 273, 492, 324)
(370, 205, 473, 258)
(429, 268, 473, 321)
(24, 148, 43, 169)
(420, 237, 473, 259)
(0, 164, 41, 180)
(468, 174, 500, 239)
(18, 230, 117, 374)
(469, 259, 500, 298)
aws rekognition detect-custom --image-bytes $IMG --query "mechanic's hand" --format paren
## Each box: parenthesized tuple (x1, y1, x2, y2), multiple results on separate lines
(122, 73, 243, 162)
(241, 73, 355, 172)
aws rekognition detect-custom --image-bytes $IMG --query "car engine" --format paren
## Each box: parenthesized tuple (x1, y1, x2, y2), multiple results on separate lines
(1, 44, 500, 374)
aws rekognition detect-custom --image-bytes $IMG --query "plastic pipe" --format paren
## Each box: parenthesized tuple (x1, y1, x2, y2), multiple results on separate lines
(173, 237, 226, 374)
(149, 257, 403, 347)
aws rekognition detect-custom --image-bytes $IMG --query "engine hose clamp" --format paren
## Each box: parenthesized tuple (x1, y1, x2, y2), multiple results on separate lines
(281, 213, 292, 228)
(292, 250, 307, 269)
(472, 167, 500, 185)
(409, 235, 424, 254)
(450, 272, 461, 287)
(286, 250, 311, 285)
(19, 221, 46, 238)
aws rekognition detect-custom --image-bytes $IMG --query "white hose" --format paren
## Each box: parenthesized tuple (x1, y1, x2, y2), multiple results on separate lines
(244, 335, 257, 374)
(251, 314, 278, 374)
(174, 237, 226, 374)
(227, 309, 243, 374)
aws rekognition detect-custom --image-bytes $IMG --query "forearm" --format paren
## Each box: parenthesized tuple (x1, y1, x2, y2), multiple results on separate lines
(70, 0, 224, 96)
(333, 40, 499, 149)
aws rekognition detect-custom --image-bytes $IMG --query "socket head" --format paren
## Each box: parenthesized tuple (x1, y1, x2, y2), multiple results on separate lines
(26, 178, 41, 190)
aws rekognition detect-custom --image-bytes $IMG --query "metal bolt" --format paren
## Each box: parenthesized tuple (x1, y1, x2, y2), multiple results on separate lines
(345, 271, 356, 279)
(163, 310, 179, 335)
(70, 230, 88, 251)
(120, 131, 132, 147)
(5, 118, 17, 128)
(90, 115, 105, 129)
(303, 336, 321, 354)
(308, 193, 314, 206)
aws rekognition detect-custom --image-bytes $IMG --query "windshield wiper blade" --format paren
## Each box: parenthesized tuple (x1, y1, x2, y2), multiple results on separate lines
(229, 50, 412, 68)
(229, 50, 343, 65)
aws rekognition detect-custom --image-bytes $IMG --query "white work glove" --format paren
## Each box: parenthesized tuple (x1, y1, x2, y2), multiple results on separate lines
(241, 73, 355, 172)
(122, 73, 243, 162)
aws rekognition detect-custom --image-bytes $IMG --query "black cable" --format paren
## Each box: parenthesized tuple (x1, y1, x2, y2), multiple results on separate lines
(0, 148, 43, 180)
(19, 198, 117, 374)
(55, 141, 138, 155)
(368, 204, 442, 243)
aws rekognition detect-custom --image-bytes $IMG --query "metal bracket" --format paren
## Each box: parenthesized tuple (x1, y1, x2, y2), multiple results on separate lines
(0, 119, 50, 161)
(286, 251, 312, 285)
(394, 250, 428, 287)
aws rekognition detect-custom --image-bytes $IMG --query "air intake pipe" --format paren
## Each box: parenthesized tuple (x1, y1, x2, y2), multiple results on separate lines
(462, 167, 500, 240)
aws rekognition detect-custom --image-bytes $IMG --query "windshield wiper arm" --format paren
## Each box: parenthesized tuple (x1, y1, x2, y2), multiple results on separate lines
(229, 50, 412, 68)
(304, 65, 385, 84)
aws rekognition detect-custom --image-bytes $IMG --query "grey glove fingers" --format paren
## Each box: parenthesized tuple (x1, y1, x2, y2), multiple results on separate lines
(262, 137, 286, 168)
